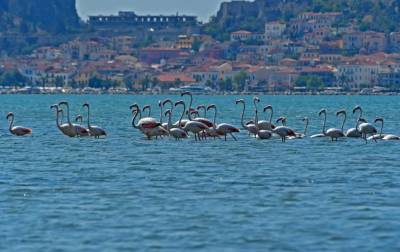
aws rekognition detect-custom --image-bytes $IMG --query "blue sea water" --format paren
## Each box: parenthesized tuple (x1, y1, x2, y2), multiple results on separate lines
(0, 95, 399, 251)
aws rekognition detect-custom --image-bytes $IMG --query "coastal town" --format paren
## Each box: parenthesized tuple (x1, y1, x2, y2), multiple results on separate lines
(1, 10, 400, 95)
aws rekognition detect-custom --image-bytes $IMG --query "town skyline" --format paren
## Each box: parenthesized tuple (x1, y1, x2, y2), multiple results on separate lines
(76, 0, 228, 21)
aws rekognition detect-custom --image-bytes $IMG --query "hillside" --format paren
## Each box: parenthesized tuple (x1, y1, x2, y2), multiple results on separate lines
(205, 0, 400, 40)
(0, 0, 80, 34)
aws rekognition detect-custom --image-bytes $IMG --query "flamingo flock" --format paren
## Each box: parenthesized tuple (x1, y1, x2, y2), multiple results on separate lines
(48, 101, 106, 138)
(3, 93, 400, 143)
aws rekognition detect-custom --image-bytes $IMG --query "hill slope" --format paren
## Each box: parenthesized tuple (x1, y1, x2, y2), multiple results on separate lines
(205, 0, 400, 40)
(0, 0, 80, 34)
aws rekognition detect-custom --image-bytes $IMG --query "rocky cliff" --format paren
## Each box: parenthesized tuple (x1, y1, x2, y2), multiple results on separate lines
(0, 0, 80, 34)
(206, 0, 400, 40)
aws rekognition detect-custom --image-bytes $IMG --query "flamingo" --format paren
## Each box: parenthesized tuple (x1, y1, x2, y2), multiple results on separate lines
(164, 109, 188, 140)
(258, 105, 276, 131)
(346, 105, 363, 138)
(367, 118, 386, 141)
(176, 100, 208, 141)
(83, 103, 107, 138)
(317, 109, 345, 141)
(255, 109, 273, 140)
(50, 104, 76, 137)
(74, 115, 90, 137)
(207, 104, 239, 141)
(288, 117, 309, 139)
(181, 92, 214, 128)
(236, 98, 258, 137)
(58, 101, 89, 137)
(273, 117, 296, 142)
(143, 105, 152, 117)
(358, 117, 377, 143)
(130, 104, 167, 140)
(58, 101, 79, 137)
(6, 112, 32, 136)
(197, 105, 207, 118)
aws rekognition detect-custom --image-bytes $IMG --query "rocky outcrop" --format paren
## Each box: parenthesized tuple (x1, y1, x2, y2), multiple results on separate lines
(208, 0, 400, 34)
(0, 0, 80, 34)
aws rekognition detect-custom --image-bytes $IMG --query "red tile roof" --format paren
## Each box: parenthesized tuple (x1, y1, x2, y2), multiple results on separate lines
(157, 73, 195, 83)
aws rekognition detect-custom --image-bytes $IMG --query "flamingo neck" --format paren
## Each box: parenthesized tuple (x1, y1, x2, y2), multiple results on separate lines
(240, 103, 247, 129)
(304, 120, 309, 136)
(56, 110, 62, 129)
(322, 113, 327, 134)
(167, 112, 172, 131)
(179, 103, 186, 129)
(187, 95, 193, 120)
(254, 110, 259, 130)
(159, 105, 163, 124)
(65, 104, 72, 126)
(341, 114, 347, 132)
(86, 106, 91, 129)
(132, 111, 140, 129)
(8, 115, 14, 131)
(355, 109, 362, 128)
(212, 108, 217, 129)
(269, 108, 274, 124)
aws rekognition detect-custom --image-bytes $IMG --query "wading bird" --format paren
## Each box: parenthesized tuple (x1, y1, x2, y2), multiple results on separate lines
(6, 112, 32, 136)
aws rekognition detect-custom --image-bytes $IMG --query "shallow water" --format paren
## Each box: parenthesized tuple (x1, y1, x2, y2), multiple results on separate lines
(1, 95, 400, 251)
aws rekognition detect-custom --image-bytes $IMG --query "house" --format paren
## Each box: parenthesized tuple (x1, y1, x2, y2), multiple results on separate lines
(247, 66, 299, 91)
(155, 73, 196, 91)
(290, 12, 341, 35)
(389, 32, 400, 53)
(337, 58, 381, 89)
(139, 47, 181, 64)
(231, 30, 253, 42)
(299, 65, 337, 87)
(111, 36, 134, 54)
(343, 31, 387, 54)
(175, 35, 194, 50)
(19, 63, 75, 87)
(378, 68, 400, 88)
(320, 53, 343, 64)
(230, 30, 265, 42)
(265, 21, 286, 41)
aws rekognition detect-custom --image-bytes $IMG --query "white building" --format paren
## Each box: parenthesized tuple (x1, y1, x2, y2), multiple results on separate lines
(337, 60, 381, 89)
(265, 21, 286, 41)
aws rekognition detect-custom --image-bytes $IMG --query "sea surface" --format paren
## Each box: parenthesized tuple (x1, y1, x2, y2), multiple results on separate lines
(0, 95, 399, 251)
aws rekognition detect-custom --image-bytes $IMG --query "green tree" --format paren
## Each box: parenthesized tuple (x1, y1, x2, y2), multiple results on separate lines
(217, 79, 225, 91)
(233, 71, 248, 92)
(54, 76, 64, 88)
(225, 78, 233, 91)
(0, 71, 28, 87)
(141, 76, 151, 91)
(295, 76, 324, 90)
(88, 76, 104, 89)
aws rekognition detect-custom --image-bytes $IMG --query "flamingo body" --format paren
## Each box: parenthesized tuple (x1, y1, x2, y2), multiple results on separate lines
(383, 134, 400, 141)
(257, 130, 273, 140)
(346, 128, 362, 138)
(169, 128, 188, 139)
(10, 126, 32, 136)
(273, 126, 296, 142)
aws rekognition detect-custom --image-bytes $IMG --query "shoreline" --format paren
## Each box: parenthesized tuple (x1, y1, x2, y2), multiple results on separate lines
(0, 90, 399, 96)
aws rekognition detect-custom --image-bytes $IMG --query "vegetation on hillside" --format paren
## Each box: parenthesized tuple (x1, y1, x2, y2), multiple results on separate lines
(205, 0, 400, 41)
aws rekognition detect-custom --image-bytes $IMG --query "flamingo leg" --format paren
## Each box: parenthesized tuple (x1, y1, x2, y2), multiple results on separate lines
(230, 133, 237, 141)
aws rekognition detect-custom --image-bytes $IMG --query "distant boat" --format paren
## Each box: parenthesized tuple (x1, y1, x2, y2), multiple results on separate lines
(170, 84, 212, 95)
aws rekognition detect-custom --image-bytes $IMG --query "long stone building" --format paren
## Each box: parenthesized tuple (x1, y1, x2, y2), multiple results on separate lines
(89, 11, 197, 28)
